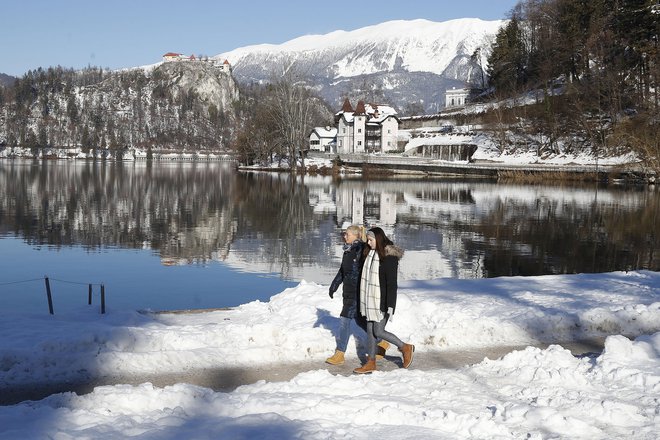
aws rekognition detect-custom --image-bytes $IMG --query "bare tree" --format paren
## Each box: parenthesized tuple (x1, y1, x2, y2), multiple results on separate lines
(266, 68, 318, 172)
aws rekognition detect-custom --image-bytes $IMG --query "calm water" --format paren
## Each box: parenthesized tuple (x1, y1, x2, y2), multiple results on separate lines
(1, 159, 658, 313)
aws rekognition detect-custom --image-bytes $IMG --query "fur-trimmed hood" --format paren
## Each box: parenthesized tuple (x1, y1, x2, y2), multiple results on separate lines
(384, 244, 404, 259)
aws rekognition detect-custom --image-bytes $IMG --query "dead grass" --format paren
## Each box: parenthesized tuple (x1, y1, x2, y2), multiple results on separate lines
(497, 170, 602, 183)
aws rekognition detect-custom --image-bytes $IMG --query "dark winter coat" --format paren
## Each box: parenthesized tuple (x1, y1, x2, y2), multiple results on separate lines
(376, 244, 404, 314)
(329, 240, 365, 318)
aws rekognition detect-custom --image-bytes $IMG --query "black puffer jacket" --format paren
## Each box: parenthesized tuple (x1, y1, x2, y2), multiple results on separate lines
(377, 244, 404, 314)
(329, 240, 365, 317)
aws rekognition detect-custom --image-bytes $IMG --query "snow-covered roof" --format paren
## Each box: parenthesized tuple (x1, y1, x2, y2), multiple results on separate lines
(446, 87, 470, 96)
(311, 127, 337, 138)
(366, 103, 396, 116)
(335, 100, 398, 124)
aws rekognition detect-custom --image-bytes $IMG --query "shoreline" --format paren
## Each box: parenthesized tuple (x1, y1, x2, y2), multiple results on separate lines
(238, 155, 655, 183)
(2, 152, 654, 184)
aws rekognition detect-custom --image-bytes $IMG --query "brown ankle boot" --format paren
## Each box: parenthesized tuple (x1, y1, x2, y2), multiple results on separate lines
(401, 343, 415, 368)
(376, 340, 390, 360)
(325, 349, 345, 365)
(353, 357, 376, 374)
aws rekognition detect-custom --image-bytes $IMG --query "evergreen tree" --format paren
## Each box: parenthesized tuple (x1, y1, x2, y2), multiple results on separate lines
(67, 95, 78, 123)
(38, 125, 48, 147)
(487, 15, 528, 93)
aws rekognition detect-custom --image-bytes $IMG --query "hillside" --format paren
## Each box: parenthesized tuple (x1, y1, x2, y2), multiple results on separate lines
(215, 19, 504, 113)
(0, 73, 17, 87)
(0, 61, 239, 153)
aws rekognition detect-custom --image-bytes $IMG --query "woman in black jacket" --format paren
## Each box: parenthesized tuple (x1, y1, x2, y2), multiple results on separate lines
(354, 227, 414, 374)
(326, 224, 368, 365)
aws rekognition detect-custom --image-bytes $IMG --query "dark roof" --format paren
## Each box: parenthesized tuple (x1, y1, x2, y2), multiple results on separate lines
(341, 98, 353, 113)
(354, 100, 366, 115)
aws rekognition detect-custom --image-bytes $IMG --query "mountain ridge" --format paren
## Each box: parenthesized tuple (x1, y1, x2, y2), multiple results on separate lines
(0, 73, 17, 87)
(212, 18, 505, 112)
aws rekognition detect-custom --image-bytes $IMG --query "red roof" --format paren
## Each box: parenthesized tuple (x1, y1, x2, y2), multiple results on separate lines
(223, 59, 230, 64)
(341, 98, 353, 113)
(354, 100, 366, 115)
(163, 52, 181, 57)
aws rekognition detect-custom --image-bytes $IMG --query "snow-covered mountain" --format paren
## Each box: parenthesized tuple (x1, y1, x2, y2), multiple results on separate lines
(214, 18, 505, 113)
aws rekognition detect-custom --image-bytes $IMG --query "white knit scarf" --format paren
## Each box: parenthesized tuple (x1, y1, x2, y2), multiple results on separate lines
(360, 249, 382, 322)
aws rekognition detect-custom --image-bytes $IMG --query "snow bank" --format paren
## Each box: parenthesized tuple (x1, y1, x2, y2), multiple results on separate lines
(0, 271, 658, 438)
(1, 271, 658, 388)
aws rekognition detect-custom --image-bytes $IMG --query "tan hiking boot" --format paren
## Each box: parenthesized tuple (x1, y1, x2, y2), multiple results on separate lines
(325, 349, 345, 365)
(401, 343, 415, 368)
(376, 340, 390, 360)
(353, 357, 376, 374)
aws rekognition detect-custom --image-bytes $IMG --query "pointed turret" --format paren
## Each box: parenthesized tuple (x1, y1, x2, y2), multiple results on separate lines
(341, 98, 353, 113)
(354, 100, 366, 115)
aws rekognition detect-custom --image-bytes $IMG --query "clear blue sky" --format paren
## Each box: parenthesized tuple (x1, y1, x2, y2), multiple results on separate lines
(1, 0, 519, 77)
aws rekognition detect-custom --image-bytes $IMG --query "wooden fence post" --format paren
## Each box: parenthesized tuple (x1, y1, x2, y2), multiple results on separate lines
(88, 284, 92, 305)
(100, 284, 106, 314)
(44, 277, 54, 315)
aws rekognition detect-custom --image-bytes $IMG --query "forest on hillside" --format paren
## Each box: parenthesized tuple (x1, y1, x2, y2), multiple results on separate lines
(0, 63, 237, 155)
(485, 0, 658, 170)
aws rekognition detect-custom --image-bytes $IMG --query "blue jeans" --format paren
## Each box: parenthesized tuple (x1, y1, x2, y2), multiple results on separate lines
(336, 316, 352, 352)
(336, 302, 368, 352)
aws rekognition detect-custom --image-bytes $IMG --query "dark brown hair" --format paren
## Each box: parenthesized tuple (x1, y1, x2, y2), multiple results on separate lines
(365, 227, 393, 259)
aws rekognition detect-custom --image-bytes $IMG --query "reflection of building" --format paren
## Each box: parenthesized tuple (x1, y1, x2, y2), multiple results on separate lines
(335, 186, 364, 226)
(380, 192, 396, 225)
(335, 185, 397, 227)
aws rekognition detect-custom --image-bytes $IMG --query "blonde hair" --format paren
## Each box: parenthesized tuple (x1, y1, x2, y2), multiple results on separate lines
(346, 224, 367, 242)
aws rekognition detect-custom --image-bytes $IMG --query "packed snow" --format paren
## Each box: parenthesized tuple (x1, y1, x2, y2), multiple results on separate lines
(0, 270, 659, 439)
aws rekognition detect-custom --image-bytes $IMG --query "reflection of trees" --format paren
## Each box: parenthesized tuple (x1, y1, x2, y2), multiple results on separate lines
(231, 173, 326, 278)
(464, 188, 660, 276)
(1, 162, 658, 279)
(336, 179, 659, 277)
(0, 161, 237, 262)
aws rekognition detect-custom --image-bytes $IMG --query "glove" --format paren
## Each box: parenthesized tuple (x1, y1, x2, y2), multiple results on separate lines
(329, 289, 334, 299)
(387, 307, 394, 322)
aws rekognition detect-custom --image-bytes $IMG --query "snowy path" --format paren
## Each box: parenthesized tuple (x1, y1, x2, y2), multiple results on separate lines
(0, 339, 603, 406)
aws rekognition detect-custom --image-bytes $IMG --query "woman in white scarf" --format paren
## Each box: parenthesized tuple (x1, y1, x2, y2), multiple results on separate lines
(354, 227, 414, 374)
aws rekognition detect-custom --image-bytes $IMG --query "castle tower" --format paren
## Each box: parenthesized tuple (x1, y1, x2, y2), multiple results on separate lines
(353, 100, 367, 153)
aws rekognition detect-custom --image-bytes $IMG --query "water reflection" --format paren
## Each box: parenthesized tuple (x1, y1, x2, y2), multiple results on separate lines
(0, 160, 658, 294)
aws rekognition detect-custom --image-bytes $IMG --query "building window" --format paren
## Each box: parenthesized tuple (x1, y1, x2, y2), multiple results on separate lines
(343, 128, 346, 133)
(358, 141, 362, 146)
(358, 128, 362, 133)
(388, 129, 391, 134)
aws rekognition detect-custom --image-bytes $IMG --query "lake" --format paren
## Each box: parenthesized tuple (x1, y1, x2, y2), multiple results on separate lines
(1, 159, 658, 313)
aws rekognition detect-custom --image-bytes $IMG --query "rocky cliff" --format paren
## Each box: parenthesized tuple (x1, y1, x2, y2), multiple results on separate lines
(0, 61, 239, 153)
